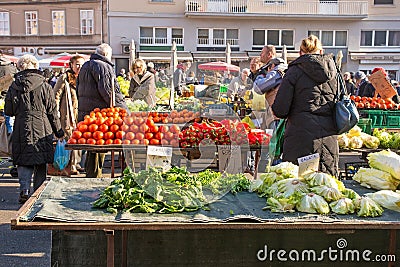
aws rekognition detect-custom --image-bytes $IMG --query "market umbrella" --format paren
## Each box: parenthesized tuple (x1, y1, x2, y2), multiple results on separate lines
(170, 41, 178, 109)
(49, 53, 90, 68)
(281, 45, 287, 64)
(0, 54, 19, 64)
(198, 61, 240, 72)
(38, 52, 70, 69)
(336, 50, 343, 71)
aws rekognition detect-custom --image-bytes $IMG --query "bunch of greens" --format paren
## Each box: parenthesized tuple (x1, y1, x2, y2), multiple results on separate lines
(93, 167, 250, 214)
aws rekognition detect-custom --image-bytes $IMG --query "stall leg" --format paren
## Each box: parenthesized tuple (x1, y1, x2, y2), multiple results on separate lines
(111, 151, 115, 178)
(122, 230, 128, 267)
(388, 229, 396, 267)
(105, 230, 115, 267)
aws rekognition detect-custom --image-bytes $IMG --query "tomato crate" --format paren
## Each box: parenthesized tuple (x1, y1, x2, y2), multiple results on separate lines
(344, 161, 369, 180)
(386, 110, 400, 128)
(357, 118, 372, 134)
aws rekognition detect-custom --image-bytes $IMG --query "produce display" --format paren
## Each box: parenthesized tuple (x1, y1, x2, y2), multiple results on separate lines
(338, 125, 380, 149)
(93, 166, 250, 213)
(67, 107, 271, 148)
(155, 87, 171, 105)
(116, 76, 129, 97)
(250, 161, 387, 217)
(351, 95, 400, 110)
(372, 128, 400, 150)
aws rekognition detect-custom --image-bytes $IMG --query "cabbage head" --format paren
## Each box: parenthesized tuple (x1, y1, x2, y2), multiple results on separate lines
(341, 188, 360, 200)
(347, 125, 362, 137)
(360, 133, 380, 149)
(264, 195, 300, 213)
(311, 186, 343, 202)
(367, 149, 400, 180)
(303, 172, 343, 190)
(365, 190, 400, 212)
(353, 167, 399, 190)
(269, 162, 299, 178)
(353, 197, 383, 217)
(329, 198, 355, 215)
(338, 134, 349, 149)
(296, 193, 330, 214)
(348, 136, 363, 149)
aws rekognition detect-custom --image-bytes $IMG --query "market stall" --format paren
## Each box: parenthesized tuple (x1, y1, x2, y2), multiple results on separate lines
(12, 177, 399, 267)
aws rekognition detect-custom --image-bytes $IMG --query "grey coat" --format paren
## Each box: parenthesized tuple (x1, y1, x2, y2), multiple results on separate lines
(272, 54, 339, 177)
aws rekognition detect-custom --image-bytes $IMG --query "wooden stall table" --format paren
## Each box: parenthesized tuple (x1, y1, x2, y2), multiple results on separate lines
(11, 178, 400, 267)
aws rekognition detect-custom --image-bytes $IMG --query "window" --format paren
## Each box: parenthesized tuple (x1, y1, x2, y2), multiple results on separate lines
(252, 29, 294, 47)
(52, 10, 65, 35)
(374, 0, 393, 4)
(140, 27, 184, 45)
(361, 30, 400, 46)
(0, 12, 10, 35)
(25, 11, 38, 35)
(197, 28, 239, 46)
(80, 10, 93, 35)
(307, 30, 347, 47)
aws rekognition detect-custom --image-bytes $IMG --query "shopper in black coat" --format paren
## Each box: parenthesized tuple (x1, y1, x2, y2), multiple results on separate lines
(4, 54, 64, 203)
(272, 35, 339, 177)
(77, 43, 127, 178)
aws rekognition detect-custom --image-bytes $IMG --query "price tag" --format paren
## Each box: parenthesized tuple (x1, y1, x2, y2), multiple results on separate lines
(297, 153, 320, 177)
(218, 145, 243, 174)
(146, 145, 173, 171)
(368, 70, 397, 99)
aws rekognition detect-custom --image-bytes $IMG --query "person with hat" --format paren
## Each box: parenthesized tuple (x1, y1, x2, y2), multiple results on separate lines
(354, 70, 375, 97)
(343, 71, 356, 95)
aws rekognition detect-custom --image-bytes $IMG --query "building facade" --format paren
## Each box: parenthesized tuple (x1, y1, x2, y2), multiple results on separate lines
(108, 0, 400, 80)
(0, 0, 106, 59)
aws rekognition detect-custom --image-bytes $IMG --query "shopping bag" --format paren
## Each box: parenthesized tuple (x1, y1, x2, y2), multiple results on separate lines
(268, 119, 286, 158)
(53, 140, 70, 171)
(0, 122, 12, 156)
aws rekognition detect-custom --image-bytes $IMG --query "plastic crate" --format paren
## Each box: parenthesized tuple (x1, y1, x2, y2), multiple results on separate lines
(357, 118, 372, 134)
(386, 110, 400, 128)
(361, 110, 386, 128)
(344, 162, 369, 180)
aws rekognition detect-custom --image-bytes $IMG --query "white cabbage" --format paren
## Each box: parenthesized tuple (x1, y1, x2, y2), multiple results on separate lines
(365, 190, 400, 212)
(311, 186, 343, 202)
(353, 167, 399, 190)
(353, 197, 384, 217)
(338, 134, 349, 149)
(367, 149, 400, 180)
(296, 193, 330, 214)
(329, 198, 355, 215)
(348, 136, 363, 149)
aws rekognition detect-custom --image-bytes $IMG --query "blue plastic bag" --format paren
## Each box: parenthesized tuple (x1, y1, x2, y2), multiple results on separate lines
(53, 140, 70, 171)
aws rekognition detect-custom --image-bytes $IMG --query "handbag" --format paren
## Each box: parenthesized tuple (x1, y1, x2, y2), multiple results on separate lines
(0, 122, 12, 156)
(333, 68, 359, 135)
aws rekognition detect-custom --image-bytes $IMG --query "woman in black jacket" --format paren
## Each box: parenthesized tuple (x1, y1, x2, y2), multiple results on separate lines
(272, 35, 339, 177)
(4, 54, 64, 203)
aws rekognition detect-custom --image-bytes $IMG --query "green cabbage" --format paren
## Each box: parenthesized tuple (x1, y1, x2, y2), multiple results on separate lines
(373, 129, 393, 149)
(269, 162, 299, 178)
(266, 178, 309, 198)
(329, 198, 355, 215)
(353, 167, 399, 190)
(296, 193, 330, 214)
(303, 172, 343, 190)
(353, 197, 383, 217)
(264, 195, 300, 213)
(367, 149, 400, 180)
(341, 188, 360, 200)
(365, 190, 400, 212)
(311, 186, 343, 202)
(259, 172, 280, 187)
(389, 133, 400, 150)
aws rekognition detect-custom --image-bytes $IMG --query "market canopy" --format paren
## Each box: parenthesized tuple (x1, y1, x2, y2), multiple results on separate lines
(49, 53, 90, 68)
(198, 61, 240, 72)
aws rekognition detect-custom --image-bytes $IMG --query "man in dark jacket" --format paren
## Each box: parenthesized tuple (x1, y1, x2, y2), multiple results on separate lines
(354, 71, 375, 97)
(272, 35, 339, 177)
(5, 54, 64, 203)
(77, 43, 127, 178)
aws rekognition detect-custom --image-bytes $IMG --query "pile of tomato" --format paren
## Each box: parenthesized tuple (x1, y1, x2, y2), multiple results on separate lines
(67, 108, 271, 148)
(351, 96, 400, 110)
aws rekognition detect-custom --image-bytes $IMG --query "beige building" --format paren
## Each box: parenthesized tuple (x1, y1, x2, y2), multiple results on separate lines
(108, 0, 400, 80)
(0, 0, 106, 60)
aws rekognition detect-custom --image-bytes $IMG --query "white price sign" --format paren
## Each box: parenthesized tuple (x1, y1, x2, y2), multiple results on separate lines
(297, 153, 320, 177)
(146, 145, 173, 171)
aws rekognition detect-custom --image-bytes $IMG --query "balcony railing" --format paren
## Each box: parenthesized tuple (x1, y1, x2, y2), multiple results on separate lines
(140, 37, 184, 45)
(197, 38, 239, 46)
(185, 0, 368, 17)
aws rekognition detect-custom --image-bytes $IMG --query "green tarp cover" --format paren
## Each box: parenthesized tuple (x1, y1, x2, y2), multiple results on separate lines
(21, 177, 400, 223)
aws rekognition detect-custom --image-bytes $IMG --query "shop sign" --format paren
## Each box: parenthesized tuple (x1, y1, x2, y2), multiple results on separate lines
(14, 47, 45, 57)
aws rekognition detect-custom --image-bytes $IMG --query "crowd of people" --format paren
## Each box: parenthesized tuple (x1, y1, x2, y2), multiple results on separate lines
(2, 36, 400, 203)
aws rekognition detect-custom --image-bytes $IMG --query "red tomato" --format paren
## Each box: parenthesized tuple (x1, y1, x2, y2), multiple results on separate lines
(142, 139, 150, 146)
(88, 124, 98, 132)
(72, 130, 83, 139)
(155, 132, 164, 140)
(78, 124, 88, 132)
(120, 124, 129, 132)
(125, 132, 135, 140)
(105, 139, 114, 145)
(159, 125, 169, 133)
(99, 124, 109, 133)
(67, 138, 77, 144)
(77, 138, 86, 144)
(109, 124, 119, 133)
(114, 118, 124, 126)
(164, 132, 174, 141)
(160, 139, 169, 145)
(170, 124, 180, 134)
(95, 117, 106, 125)
(92, 131, 104, 140)
(135, 132, 144, 141)
(150, 125, 159, 133)
(122, 139, 131, 145)
(115, 131, 125, 139)
(96, 139, 105, 145)
(104, 117, 114, 127)
(145, 132, 154, 139)
(140, 124, 149, 133)
(86, 138, 96, 145)
(114, 139, 122, 144)
(130, 139, 140, 145)
(150, 139, 160, 145)
(104, 132, 114, 140)
(82, 132, 92, 139)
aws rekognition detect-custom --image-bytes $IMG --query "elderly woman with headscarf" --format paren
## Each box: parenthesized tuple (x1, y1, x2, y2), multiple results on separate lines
(4, 54, 64, 203)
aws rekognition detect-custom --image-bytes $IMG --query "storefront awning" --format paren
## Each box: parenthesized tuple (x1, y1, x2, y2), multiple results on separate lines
(350, 52, 400, 60)
(138, 51, 193, 63)
(192, 52, 248, 62)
